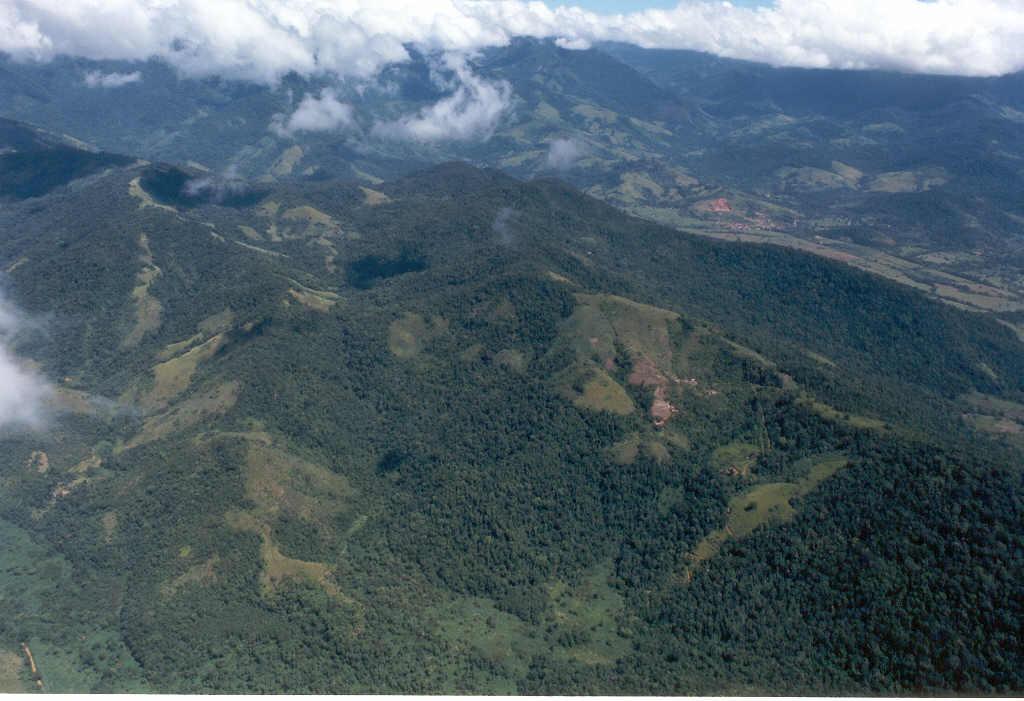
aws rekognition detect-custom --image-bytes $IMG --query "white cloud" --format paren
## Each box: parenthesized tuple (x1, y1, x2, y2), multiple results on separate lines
(183, 164, 251, 201)
(0, 293, 50, 430)
(584, 0, 1024, 76)
(372, 54, 511, 142)
(492, 206, 518, 245)
(83, 69, 141, 87)
(271, 88, 355, 137)
(547, 137, 586, 170)
(4, 1, 1023, 82)
(0, 2, 50, 55)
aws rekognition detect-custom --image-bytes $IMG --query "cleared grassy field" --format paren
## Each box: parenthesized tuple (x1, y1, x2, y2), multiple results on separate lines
(0, 520, 148, 692)
(148, 334, 227, 406)
(573, 367, 635, 415)
(121, 381, 240, 451)
(0, 649, 26, 692)
(684, 453, 850, 579)
(288, 287, 338, 312)
(547, 562, 630, 667)
(711, 441, 760, 476)
(388, 312, 448, 359)
(802, 398, 887, 431)
(428, 562, 629, 693)
(122, 234, 163, 348)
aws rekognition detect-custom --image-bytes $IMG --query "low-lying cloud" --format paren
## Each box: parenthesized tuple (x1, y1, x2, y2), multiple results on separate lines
(372, 55, 511, 143)
(83, 69, 141, 88)
(183, 164, 250, 202)
(547, 138, 586, 171)
(0, 292, 50, 430)
(5, 1, 1022, 81)
(271, 88, 356, 137)
(492, 206, 519, 246)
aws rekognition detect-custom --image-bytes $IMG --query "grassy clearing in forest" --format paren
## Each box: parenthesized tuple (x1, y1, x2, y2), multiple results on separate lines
(432, 597, 542, 689)
(121, 381, 240, 451)
(577, 293, 679, 369)
(710, 441, 760, 475)
(148, 334, 226, 406)
(0, 520, 147, 692)
(360, 187, 390, 206)
(609, 433, 641, 465)
(802, 398, 887, 430)
(122, 235, 163, 348)
(555, 293, 688, 422)
(0, 649, 26, 692)
(683, 453, 850, 580)
(217, 433, 360, 615)
(243, 442, 352, 525)
(430, 563, 628, 692)
(128, 176, 176, 213)
(287, 287, 338, 312)
(573, 367, 635, 415)
(161, 556, 220, 598)
(388, 313, 448, 359)
(269, 145, 303, 177)
(546, 563, 630, 667)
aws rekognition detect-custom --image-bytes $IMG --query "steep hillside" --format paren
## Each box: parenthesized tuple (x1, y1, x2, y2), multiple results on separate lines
(0, 128, 1021, 693)
(0, 118, 132, 201)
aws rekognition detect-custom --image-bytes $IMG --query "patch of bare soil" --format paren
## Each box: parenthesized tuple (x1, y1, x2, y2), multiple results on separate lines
(628, 356, 678, 427)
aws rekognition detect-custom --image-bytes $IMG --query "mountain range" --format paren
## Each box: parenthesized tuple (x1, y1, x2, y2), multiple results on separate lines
(0, 38, 1022, 694)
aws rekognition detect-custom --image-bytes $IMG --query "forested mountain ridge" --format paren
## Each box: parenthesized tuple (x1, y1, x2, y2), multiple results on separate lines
(0, 121, 1021, 693)
(3, 39, 1024, 324)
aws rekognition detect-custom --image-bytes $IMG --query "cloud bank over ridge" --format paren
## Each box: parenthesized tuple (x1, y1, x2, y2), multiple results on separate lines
(372, 55, 512, 142)
(271, 88, 356, 137)
(83, 69, 141, 87)
(3, 0, 1024, 83)
(547, 138, 586, 171)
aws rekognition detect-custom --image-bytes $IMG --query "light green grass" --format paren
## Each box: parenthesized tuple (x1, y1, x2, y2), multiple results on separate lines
(0, 649, 27, 692)
(430, 597, 545, 692)
(0, 520, 149, 692)
(574, 368, 635, 415)
(802, 397, 887, 430)
(684, 453, 850, 578)
(546, 562, 630, 667)
(428, 562, 629, 692)
(963, 392, 1024, 421)
(388, 313, 448, 359)
(711, 441, 760, 475)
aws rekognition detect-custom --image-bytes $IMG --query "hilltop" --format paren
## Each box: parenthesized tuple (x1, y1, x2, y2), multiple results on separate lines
(0, 124, 1020, 693)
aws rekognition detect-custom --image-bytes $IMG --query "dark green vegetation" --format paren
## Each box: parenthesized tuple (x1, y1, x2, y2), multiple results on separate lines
(3, 40, 1024, 322)
(138, 164, 268, 209)
(346, 250, 428, 290)
(0, 119, 131, 202)
(0, 122, 1021, 694)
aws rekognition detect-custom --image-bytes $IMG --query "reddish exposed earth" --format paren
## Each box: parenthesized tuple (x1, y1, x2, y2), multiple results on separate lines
(627, 356, 666, 388)
(650, 386, 678, 427)
(628, 356, 678, 427)
(708, 197, 732, 213)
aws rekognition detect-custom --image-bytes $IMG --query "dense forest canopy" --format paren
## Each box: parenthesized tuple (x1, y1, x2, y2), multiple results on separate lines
(0, 94, 1021, 695)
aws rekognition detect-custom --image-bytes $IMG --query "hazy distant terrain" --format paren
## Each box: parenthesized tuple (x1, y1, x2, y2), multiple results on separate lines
(3, 39, 1024, 323)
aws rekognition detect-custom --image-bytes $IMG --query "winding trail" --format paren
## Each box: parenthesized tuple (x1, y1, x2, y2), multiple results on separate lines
(20, 642, 42, 689)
